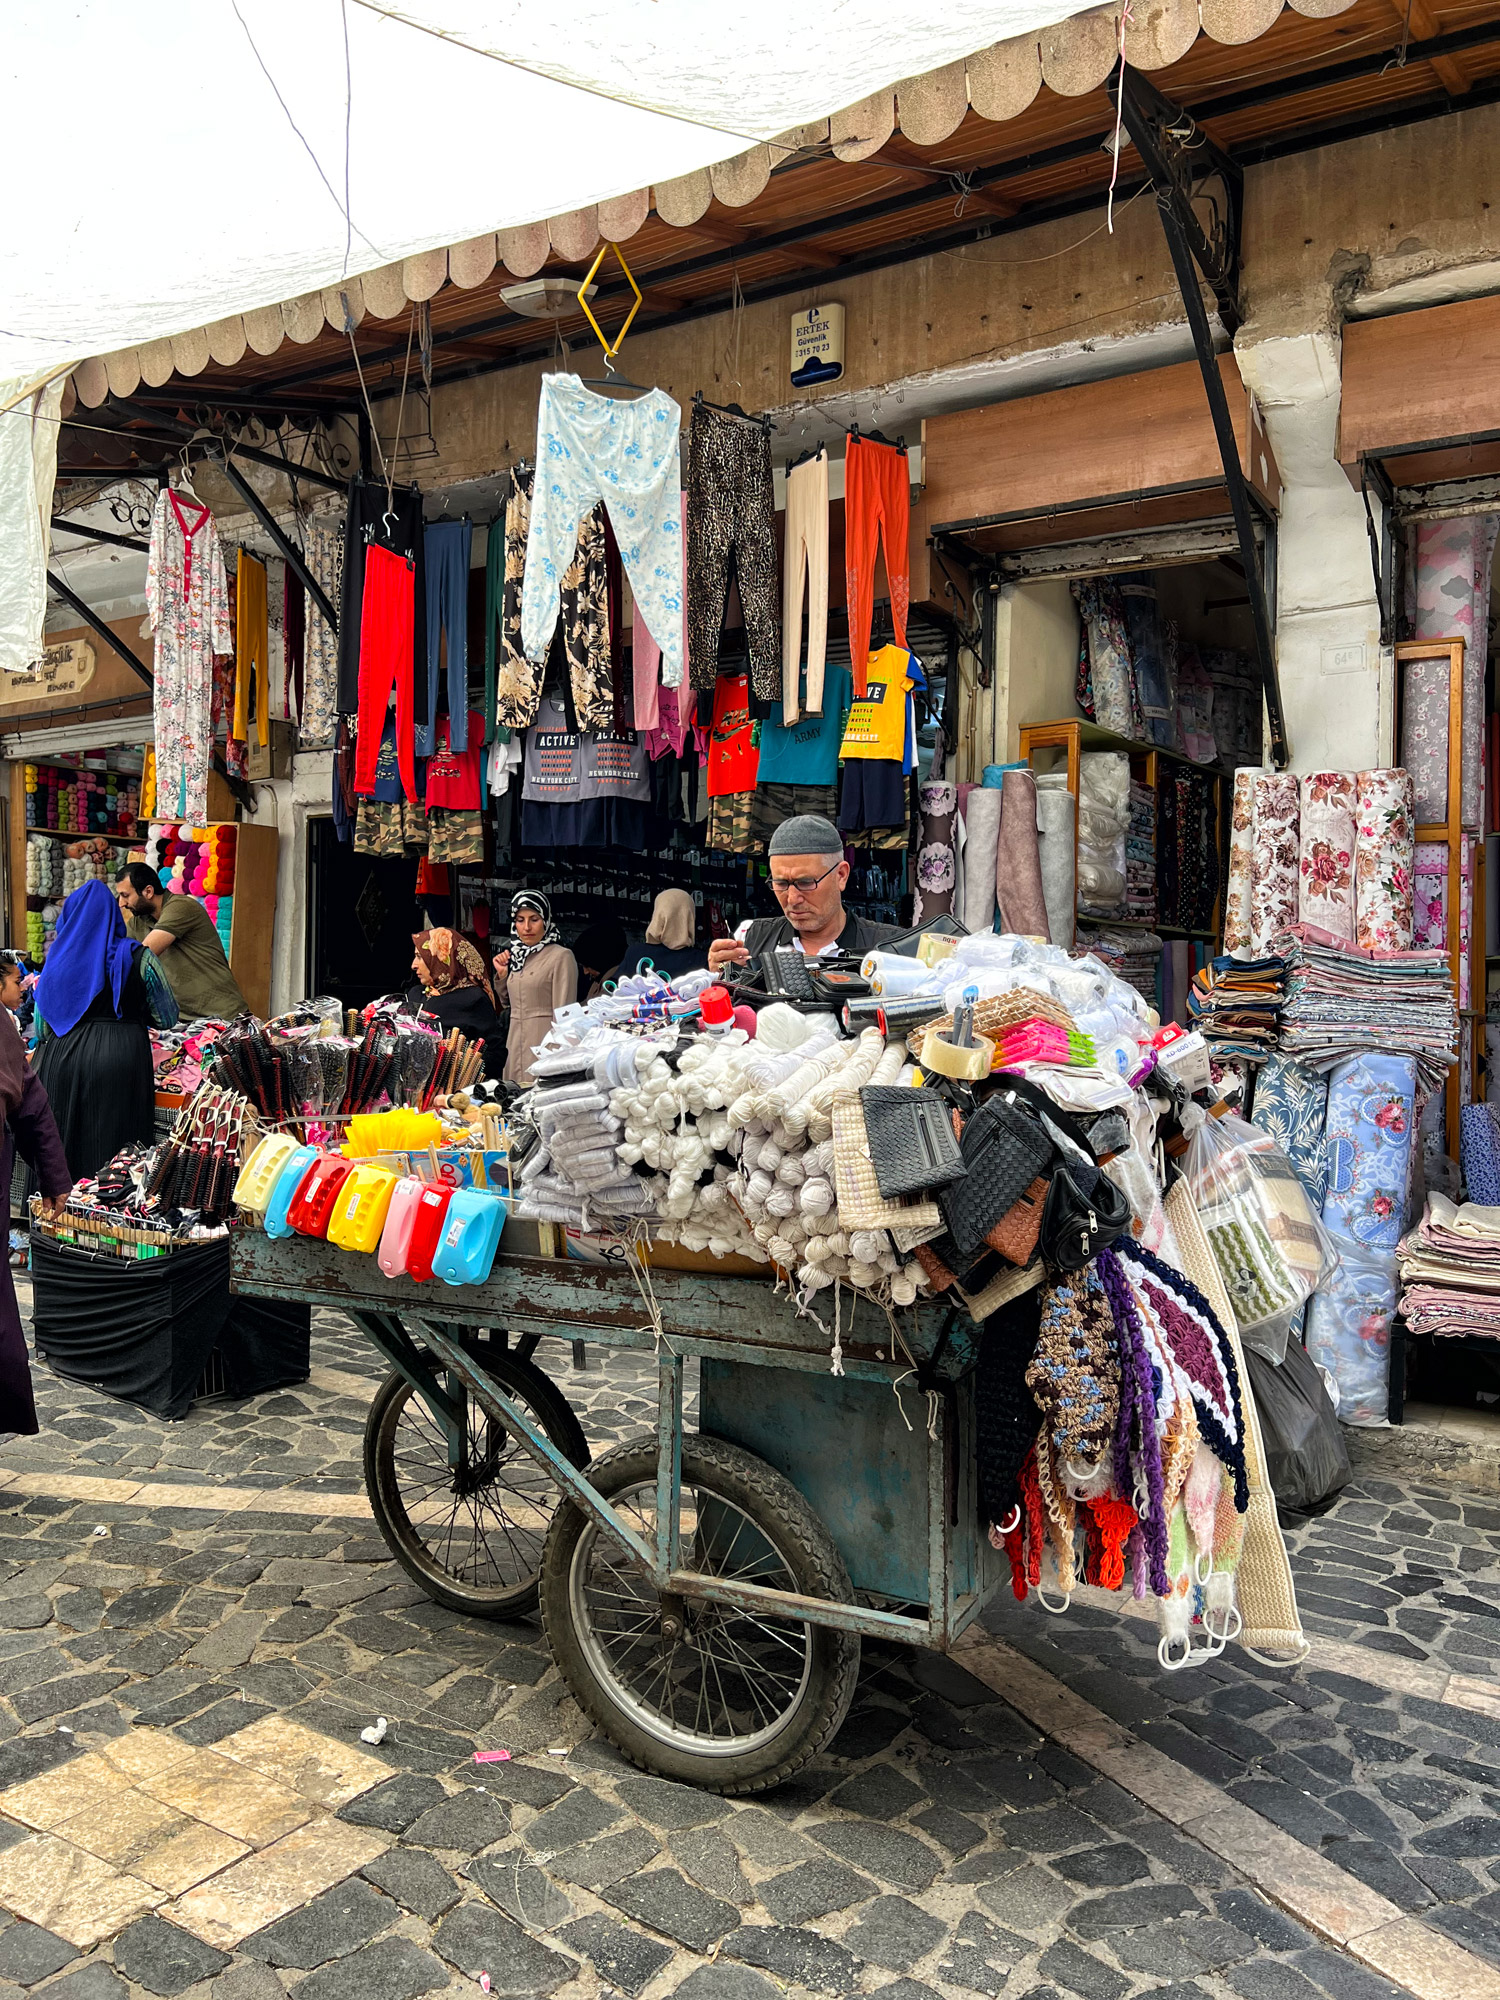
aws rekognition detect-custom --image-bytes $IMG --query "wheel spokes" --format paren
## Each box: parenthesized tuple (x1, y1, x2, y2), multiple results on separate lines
(572, 1477, 815, 1752)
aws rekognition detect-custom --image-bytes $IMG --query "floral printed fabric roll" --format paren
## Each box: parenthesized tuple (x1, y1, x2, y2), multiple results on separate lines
(1223, 767, 1256, 959)
(1251, 1054, 1330, 1209)
(1249, 772, 1300, 956)
(1409, 515, 1499, 829)
(912, 781, 957, 924)
(1321, 1050, 1417, 1251)
(1072, 579, 1141, 741)
(1297, 772, 1356, 940)
(1353, 768, 1415, 952)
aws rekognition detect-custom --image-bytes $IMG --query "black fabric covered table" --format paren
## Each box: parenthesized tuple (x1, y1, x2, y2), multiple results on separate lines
(30, 1235, 310, 1420)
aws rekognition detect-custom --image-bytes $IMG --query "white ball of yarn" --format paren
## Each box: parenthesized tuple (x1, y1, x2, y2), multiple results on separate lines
(848, 1260, 880, 1289)
(776, 1155, 806, 1187)
(765, 1185, 797, 1218)
(826, 1230, 850, 1257)
(739, 1132, 764, 1171)
(799, 1176, 835, 1217)
(804, 1236, 830, 1263)
(747, 1171, 774, 1205)
(758, 1139, 783, 1172)
(767, 1235, 797, 1266)
(891, 1274, 918, 1307)
(850, 1230, 886, 1266)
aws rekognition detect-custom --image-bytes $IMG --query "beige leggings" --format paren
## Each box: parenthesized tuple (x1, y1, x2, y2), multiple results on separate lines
(782, 447, 830, 722)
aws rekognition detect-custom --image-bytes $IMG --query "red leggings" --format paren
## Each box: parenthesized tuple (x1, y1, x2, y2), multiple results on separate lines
(354, 542, 417, 801)
(844, 436, 911, 698)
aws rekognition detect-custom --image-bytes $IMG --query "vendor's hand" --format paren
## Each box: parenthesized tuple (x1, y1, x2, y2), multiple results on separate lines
(708, 936, 750, 976)
(492, 950, 510, 980)
(38, 1193, 67, 1218)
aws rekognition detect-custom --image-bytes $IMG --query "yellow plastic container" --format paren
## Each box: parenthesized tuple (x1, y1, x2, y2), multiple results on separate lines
(232, 1133, 302, 1216)
(327, 1163, 399, 1252)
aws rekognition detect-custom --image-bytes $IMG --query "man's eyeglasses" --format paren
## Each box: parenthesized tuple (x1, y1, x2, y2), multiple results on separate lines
(769, 863, 841, 897)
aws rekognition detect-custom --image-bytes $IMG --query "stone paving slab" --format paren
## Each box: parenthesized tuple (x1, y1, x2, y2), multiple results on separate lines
(0, 1287, 1494, 1997)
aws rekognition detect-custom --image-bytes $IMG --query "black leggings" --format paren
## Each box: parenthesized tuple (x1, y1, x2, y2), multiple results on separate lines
(686, 404, 781, 701)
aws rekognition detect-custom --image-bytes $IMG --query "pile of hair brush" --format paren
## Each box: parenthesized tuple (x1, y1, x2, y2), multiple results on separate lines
(142, 1086, 249, 1225)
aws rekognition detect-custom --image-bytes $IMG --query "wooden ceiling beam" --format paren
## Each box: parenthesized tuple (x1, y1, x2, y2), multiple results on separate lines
(877, 134, 1020, 219)
(1387, 0, 1470, 92)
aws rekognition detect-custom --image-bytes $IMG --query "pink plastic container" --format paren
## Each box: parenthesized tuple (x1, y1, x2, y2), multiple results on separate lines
(377, 1177, 427, 1279)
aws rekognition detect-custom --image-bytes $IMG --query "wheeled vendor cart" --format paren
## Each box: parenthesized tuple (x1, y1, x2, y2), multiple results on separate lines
(230, 1232, 1003, 1793)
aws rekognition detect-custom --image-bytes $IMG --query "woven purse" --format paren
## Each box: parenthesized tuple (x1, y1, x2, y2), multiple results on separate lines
(860, 1085, 967, 1201)
(939, 1093, 1055, 1260)
(831, 1098, 943, 1235)
(985, 1175, 1048, 1266)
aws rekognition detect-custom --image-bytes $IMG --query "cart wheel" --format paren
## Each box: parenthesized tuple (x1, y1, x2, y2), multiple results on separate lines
(540, 1434, 859, 1794)
(365, 1345, 589, 1619)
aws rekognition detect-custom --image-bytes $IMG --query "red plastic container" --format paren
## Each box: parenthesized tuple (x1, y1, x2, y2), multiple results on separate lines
(288, 1156, 356, 1239)
(405, 1182, 456, 1283)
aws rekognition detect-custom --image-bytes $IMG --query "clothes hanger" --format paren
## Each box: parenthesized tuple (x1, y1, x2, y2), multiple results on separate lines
(693, 390, 772, 433)
(172, 448, 203, 503)
(848, 422, 907, 454)
(785, 442, 826, 472)
(571, 353, 651, 396)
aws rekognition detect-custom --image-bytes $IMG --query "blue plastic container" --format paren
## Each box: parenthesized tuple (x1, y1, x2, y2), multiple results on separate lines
(430, 1187, 507, 1288)
(263, 1146, 320, 1240)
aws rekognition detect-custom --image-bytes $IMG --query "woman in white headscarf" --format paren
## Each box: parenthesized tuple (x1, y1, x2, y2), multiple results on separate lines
(625, 888, 702, 979)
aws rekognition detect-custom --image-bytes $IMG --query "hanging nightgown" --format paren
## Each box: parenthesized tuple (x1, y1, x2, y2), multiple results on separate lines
(148, 488, 231, 823)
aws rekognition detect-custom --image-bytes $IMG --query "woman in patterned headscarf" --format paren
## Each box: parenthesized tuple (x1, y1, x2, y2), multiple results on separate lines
(491, 891, 577, 1086)
(405, 927, 505, 1080)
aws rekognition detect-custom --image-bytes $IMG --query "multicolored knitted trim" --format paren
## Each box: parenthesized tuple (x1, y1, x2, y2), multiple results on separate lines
(1098, 1247, 1171, 1597)
(1027, 1266, 1121, 1469)
(1117, 1240, 1250, 1514)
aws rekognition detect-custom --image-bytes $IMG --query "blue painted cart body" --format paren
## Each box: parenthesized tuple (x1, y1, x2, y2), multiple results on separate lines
(229, 1232, 1002, 1650)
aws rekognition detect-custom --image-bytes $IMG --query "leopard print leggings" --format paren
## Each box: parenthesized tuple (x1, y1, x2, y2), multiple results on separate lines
(686, 403, 781, 701)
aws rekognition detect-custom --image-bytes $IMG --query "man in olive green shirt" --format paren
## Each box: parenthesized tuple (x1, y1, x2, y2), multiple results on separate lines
(114, 862, 248, 1021)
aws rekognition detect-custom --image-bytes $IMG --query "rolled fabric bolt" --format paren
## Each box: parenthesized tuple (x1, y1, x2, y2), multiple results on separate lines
(997, 767, 1050, 938)
(1036, 784, 1076, 949)
(960, 788, 1002, 931)
(860, 952, 933, 998)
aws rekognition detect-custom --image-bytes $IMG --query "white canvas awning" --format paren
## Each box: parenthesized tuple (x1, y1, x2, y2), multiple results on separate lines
(1, 0, 1357, 672)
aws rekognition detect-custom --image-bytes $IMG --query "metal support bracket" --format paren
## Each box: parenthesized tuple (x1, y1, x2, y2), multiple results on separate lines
(1360, 453, 1398, 649)
(1114, 63, 1288, 768)
(215, 452, 340, 636)
(45, 570, 153, 687)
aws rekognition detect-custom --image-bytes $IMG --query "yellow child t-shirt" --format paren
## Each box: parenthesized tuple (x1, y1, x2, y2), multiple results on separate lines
(839, 645, 912, 761)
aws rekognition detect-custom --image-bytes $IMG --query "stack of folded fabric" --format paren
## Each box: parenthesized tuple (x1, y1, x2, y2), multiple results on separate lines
(1125, 780, 1157, 922)
(994, 1019, 1097, 1071)
(1275, 923, 1457, 1097)
(1078, 925, 1163, 1009)
(1399, 1191, 1500, 1338)
(1188, 954, 1284, 1065)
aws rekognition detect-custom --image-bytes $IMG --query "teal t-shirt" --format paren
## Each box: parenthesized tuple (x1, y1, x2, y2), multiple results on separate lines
(755, 666, 854, 788)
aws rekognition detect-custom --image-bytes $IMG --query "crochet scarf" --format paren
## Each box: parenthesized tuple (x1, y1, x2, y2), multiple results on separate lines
(1116, 1240, 1250, 1516)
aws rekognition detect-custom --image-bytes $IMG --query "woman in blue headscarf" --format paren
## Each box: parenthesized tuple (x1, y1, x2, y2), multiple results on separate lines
(33, 878, 174, 1182)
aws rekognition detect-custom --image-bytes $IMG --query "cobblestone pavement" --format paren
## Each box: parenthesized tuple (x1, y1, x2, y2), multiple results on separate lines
(0, 1289, 1494, 2000)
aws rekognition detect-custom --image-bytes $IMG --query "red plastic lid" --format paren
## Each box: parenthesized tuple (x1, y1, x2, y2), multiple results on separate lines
(699, 984, 734, 1026)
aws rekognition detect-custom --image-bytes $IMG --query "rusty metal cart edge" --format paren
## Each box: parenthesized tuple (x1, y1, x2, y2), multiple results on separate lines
(231, 1232, 1001, 1792)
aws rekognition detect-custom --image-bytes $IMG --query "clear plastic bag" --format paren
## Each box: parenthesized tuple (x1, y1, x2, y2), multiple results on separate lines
(1183, 1109, 1340, 1339)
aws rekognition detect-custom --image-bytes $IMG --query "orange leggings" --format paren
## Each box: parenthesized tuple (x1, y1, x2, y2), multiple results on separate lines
(844, 435, 910, 698)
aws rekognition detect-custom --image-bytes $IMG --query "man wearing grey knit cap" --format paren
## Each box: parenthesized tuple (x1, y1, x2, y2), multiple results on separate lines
(707, 814, 903, 976)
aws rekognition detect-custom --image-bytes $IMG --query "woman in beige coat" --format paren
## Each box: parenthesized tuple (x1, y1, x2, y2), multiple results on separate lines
(490, 890, 577, 1086)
